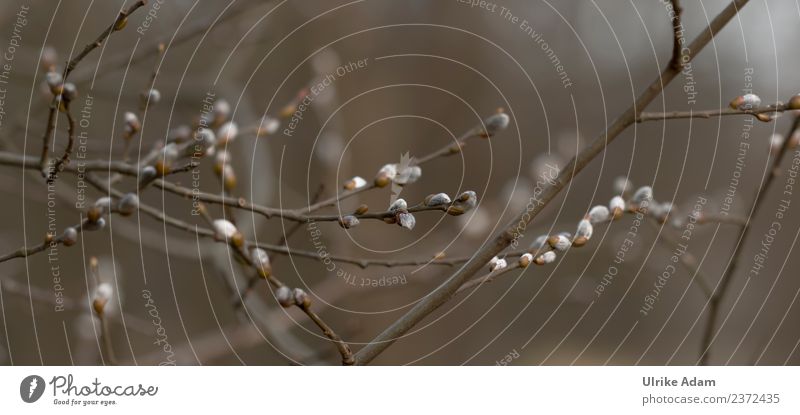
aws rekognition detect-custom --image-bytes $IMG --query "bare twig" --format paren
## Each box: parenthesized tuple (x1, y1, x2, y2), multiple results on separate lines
(698, 115, 800, 365)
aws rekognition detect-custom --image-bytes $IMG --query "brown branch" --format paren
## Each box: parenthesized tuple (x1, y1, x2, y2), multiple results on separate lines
(698, 115, 800, 365)
(46, 103, 76, 183)
(298, 303, 354, 365)
(351, 0, 752, 366)
(638, 103, 788, 122)
(668, 0, 684, 70)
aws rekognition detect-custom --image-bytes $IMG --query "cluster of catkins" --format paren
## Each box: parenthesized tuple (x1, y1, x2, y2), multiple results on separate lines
(337, 112, 510, 231)
(486, 178, 676, 273)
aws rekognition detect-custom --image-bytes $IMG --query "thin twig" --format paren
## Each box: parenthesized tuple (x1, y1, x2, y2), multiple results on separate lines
(698, 115, 800, 365)
(638, 103, 788, 122)
(668, 0, 684, 70)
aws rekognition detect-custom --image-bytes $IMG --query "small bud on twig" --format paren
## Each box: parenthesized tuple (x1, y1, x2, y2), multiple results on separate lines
(609, 196, 625, 219)
(293, 288, 311, 308)
(92, 283, 113, 315)
(250, 247, 272, 278)
(276, 286, 294, 307)
(519, 253, 533, 268)
(397, 212, 416, 230)
(729, 93, 761, 110)
(424, 193, 451, 207)
(535, 251, 557, 265)
(447, 191, 477, 215)
(587, 205, 610, 224)
(339, 215, 360, 229)
(343, 176, 367, 191)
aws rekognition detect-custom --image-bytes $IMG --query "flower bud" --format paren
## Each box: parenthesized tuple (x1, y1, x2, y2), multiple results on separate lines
(250, 248, 272, 278)
(339, 215, 360, 229)
(587, 205, 610, 224)
(83, 217, 106, 231)
(276, 286, 294, 307)
(534, 250, 557, 265)
(447, 191, 477, 215)
(217, 122, 238, 145)
(519, 253, 533, 268)
(650, 202, 673, 223)
(221, 164, 237, 191)
(730, 93, 761, 110)
(389, 198, 407, 212)
(609, 196, 625, 219)
(489, 257, 507, 272)
(548, 234, 571, 251)
(62, 83, 78, 102)
(374, 164, 397, 187)
(343, 176, 367, 191)
(138, 165, 158, 189)
(480, 111, 510, 138)
(41, 46, 57, 72)
(397, 212, 416, 230)
(141, 88, 161, 106)
(613, 176, 633, 196)
(293, 288, 311, 308)
(394, 166, 422, 185)
(62, 227, 78, 246)
(424, 193, 451, 207)
(354, 204, 369, 215)
(190, 128, 216, 157)
(45, 71, 63, 95)
(575, 219, 593, 241)
(631, 186, 653, 206)
(123, 111, 141, 136)
(93, 282, 113, 315)
(213, 219, 238, 240)
(257, 117, 280, 136)
(117, 193, 139, 216)
(212, 99, 231, 125)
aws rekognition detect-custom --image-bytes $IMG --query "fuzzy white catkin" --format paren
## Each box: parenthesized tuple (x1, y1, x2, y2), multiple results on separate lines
(609, 196, 625, 212)
(519, 253, 533, 267)
(489, 256, 499, 267)
(218, 122, 238, 143)
(576, 219, 593, 239)
(389, 198, 407, 211)
(552, 235, 571, 251)
(260, 117, 280, 135)
(613, 176, 633, 195)
(587, 205, 610, 224)
(94, 282, 113, 303)
(739, 93, 761, 110)
(538, 251, 557, 264)
(490, 258, 507, 272)
(350, 176, 367, 189)
(425, 193, 451, 207)
(631, 186, 653, 204)
(395, 166, 422, 185)
(124, 111, 139, 126)
(377, 164, 398, 180)
(484, 112, 510, 136)
(213, 219, 238, 239)
(398, 213, 416, 230)
(251, 248, 271, 269)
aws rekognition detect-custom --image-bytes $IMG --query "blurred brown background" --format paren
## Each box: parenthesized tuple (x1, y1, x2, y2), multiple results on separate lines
(0, 0, 798, 365)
